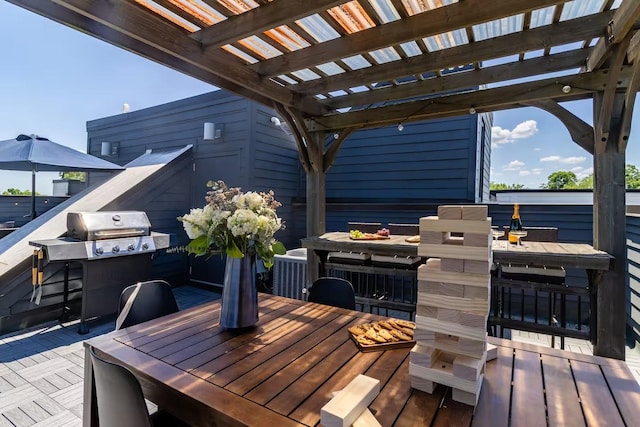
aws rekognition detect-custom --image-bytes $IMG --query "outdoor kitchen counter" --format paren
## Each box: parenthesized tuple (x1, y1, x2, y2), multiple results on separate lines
(83, 294, 640, 426)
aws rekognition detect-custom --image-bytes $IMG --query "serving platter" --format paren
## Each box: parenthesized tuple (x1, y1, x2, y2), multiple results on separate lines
(349, 233, 390, 240)
(348, 319, 416, 352)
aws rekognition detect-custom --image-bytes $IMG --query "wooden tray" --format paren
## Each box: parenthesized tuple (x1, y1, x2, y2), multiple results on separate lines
(349, 333, 415, 352)
(349, 234, 390, 240)
(348, 320, 416, 352)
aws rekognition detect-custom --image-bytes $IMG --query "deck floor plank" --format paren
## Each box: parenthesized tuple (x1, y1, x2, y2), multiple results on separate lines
(510, 349, 546, 427)
(541, 354, 585, 427)
(571, 360, 624, 427)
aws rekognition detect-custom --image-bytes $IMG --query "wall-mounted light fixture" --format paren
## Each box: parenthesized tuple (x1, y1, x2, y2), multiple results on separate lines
(101, 141, 119, 157)
(204, 122, 224, 140)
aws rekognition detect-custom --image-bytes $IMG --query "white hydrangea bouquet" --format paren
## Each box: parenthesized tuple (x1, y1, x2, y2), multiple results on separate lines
(178, 180, 286, 268)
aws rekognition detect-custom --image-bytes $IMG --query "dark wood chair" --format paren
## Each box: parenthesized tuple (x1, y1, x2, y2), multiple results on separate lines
(308, 277, 356, 310)
(347, 222, 382, 233)
(116, 280, 179, 330)
(387, 223, 419, 236)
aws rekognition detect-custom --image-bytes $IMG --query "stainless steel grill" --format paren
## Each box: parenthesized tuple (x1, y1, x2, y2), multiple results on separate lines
(29, 211, 170, 333)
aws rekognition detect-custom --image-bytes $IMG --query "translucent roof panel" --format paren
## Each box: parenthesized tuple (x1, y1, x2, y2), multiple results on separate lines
(238, 36, 283, 59)
(560, 0, 606, 21)
(328, 90, 349, 97)
(473, 15, 524, 42)
(367, 0, 401, 23)
(277, 74, 299, 85)
(369, 47, 401, 64)
(133, 0, 202, 32)
(291, 68, 322, 81)
(174, 0, 227, 24)
(342, 55, 372, 70)
(215, 0, 259, 14)
(549, 41, 584, 54)
(316, 62, 346, 76)
(296, 14, 341, 43)
(328, 1, 376, 34)
(349, 85, 370, 93)
(529, 6, 556, 28)
(423, 29, 469, 52)
(221, 44, 258, 64)
(265, 26, 311, 51)
(401, 0, 458, 16)
(400, 41, 422, 57)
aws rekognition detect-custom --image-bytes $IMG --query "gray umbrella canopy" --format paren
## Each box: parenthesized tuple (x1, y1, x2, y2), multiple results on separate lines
(0, 134, 125, 219)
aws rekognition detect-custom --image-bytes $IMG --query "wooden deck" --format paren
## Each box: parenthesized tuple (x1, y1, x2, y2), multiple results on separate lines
(0, 286, 219, 427)
(1, 286, 639, 426)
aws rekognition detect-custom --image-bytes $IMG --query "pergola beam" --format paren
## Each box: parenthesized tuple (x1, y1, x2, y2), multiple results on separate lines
(31, 0, 327, 116)
(252, 0, 570, 77)
(526, 100, 594, 155)
(308, 68, 631, 131)
(294, 11, 613, 96)
(192, 0, 347, 47)
(322, 50, 588, 110)
(587, 0, 640, 71)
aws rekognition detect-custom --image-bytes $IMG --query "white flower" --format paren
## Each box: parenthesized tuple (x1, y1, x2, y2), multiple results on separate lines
(228, 209, 259, 237)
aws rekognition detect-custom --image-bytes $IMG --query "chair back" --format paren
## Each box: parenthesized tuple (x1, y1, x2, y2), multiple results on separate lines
(89, 347, 153, 427)
(387, 223, 419, 236)
(308, 277, 356, 310)
(501, 226, 558, 242)
(116, 280, 179, 330)
(347, 222, 381, 233)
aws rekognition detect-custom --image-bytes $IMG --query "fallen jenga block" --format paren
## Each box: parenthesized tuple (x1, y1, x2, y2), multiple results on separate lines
(437, 205, 462, 220)
(462, 205, 488, 221)
(320, 375, 380, 427)
(352, 408, 382, 427)
(410, 344, 440, 367)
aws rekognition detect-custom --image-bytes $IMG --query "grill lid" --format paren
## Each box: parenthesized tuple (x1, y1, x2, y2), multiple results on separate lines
(67, 211, 151, 241)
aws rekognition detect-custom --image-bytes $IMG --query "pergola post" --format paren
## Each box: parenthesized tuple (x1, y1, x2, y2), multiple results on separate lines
(592, 91, 628, 359)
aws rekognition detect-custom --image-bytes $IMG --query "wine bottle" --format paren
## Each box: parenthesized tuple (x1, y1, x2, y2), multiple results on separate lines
(508, 203, 523, 244)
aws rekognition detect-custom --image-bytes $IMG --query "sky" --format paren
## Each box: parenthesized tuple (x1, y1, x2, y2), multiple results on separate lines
(0, 1, 639, 194)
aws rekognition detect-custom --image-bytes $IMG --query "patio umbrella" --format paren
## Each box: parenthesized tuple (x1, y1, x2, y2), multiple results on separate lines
(0, 134, 125, 219)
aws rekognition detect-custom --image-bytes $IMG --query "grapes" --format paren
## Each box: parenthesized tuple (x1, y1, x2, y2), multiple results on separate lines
(350, 229, 364, 239)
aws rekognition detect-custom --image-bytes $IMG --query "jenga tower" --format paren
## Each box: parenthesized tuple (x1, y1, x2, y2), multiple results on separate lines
(409, 205, 491, 406)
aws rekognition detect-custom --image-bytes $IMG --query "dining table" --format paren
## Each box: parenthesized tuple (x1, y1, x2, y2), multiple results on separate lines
(83, 293, 639, 426)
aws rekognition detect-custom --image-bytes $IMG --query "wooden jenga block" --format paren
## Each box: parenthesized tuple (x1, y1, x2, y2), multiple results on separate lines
(487, 343, 497, 361)
(453, 353, 486, 381)
(464, 260, 491, 274)
(461, 205, 488, 220)
(419, 244, 491, 261)
(439, 283, 465, 298)
(410, 344, 440, 367)
(464, 285, 488, 300)
(458, 337, 486, 355)
(417, 293, 489, 312)
(415, 315, 486, 341)
(416, 304, 437, 318)
(418, 266, 489, 288)
(419, 334, 485, 359)
(422, 230, 447, 244)
(463, 233, 491, 247)
(437, 205, 462, 220)
(320, 374, 380, 427)
(410, 375, 436, 393)
(452, 376, 484, 406)
(414, 327, 436, 342)
(437, 308, 460, 323)
(409, 361, 480, 394)
(418, 280, 442, 295)
(441, 258, 464, 272)
(420, 217, 491, 234)
(459, 311, 487, 328)
(352, 409, 381, 427)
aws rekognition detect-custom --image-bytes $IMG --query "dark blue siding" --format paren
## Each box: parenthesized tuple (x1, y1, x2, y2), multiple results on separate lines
(627, 214, 640, 347)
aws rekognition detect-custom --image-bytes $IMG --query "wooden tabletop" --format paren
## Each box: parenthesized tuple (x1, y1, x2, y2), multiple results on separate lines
(84, 294, 638, 426)
(302, 232, 613, 270)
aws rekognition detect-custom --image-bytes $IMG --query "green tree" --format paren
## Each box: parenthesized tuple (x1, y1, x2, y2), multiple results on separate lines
(490, 182, 525, 190)
(573, 174, 594, 189)
(2, 188, 39, 195)
(542, 171, 577, 189)
(626, 164, 640, 189)
(60, 171, 86, 181)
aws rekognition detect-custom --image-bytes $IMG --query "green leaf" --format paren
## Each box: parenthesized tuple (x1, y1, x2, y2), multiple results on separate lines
(186, 235, 210, 256)
(226, 240, 244, 258)
(272, 241, 286, 255)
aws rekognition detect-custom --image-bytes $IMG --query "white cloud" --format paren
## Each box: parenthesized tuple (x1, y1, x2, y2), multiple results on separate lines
(540, 155, 587, 164)
(504, 160, 525, 171)
(533, 147, 541, 152)
(532, 168, 543, 175)
(491, 120, 538, 147)
(571, 166, 583, 173)
(519, 170, 531, 176)
(576, 167, 593, 179)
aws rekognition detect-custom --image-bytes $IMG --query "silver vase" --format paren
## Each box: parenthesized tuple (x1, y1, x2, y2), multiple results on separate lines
(219, 255, 258, 329)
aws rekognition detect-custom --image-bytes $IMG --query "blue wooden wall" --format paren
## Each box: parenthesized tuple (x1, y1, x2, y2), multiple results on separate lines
(627, 214, 640, 347)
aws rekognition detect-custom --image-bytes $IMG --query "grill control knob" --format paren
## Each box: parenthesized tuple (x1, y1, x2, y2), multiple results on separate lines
(142, 243, 149, 250)
(112, 245, 120, 254)
(128, 244, 135, 251)
(95, 247, 103, 255)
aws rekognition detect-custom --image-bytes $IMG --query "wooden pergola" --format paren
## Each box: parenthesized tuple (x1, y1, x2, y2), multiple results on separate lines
(9, 0, 640, 359)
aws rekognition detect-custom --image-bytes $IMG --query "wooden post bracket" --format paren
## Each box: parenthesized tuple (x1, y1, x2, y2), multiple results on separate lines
(273, 103, 312, 173)
(323, 127, 355, 172)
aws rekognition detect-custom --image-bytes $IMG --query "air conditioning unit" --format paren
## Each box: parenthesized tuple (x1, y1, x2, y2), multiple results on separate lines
(273, 248, 308, 300)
